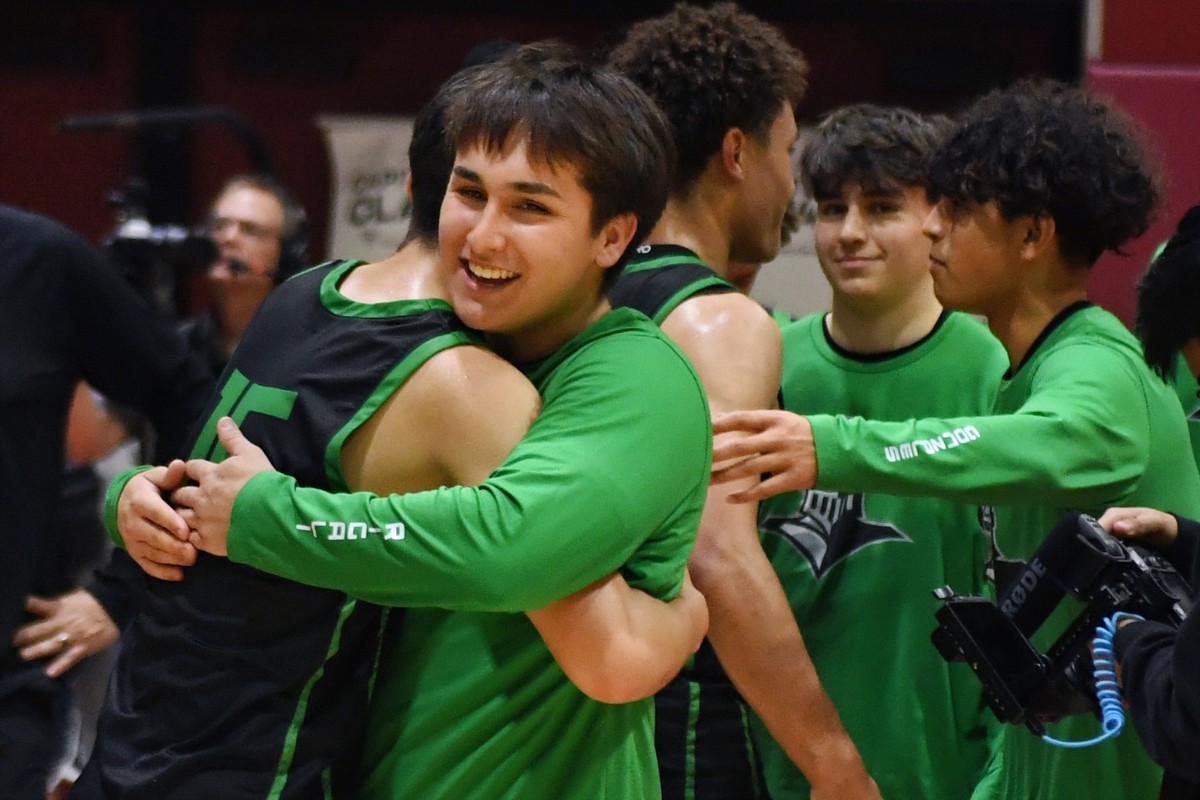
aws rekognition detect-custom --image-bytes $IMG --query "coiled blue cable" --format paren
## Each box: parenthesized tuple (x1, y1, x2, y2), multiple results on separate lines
(1042, 611, 1145, 748)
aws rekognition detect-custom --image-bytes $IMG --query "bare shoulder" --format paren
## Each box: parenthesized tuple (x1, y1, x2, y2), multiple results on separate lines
(408, 345, 541, 485)
(341, 344, 540, 493)
(661, 293, 781, 412)
(410, 344, 541, 424)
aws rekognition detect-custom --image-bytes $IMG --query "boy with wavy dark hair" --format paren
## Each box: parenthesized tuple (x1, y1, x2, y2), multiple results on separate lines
(754, 103, 1005, 800)
(711, 78, 1200, 800)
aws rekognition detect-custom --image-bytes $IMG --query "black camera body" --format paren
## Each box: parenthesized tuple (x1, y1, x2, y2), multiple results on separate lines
(932, 512, 1193, 735)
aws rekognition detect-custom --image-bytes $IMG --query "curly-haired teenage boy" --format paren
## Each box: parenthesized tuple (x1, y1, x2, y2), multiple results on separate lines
(711, 78, 1200, 800)
(607, 5, 879, 800)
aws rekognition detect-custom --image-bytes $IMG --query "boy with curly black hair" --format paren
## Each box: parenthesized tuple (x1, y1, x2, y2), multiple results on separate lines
(710, 78, 1200, 800)
(607, 5, 880, 800)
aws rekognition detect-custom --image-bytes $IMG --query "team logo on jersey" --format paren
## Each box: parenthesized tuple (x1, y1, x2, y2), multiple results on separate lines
(760, 490, 909, 578)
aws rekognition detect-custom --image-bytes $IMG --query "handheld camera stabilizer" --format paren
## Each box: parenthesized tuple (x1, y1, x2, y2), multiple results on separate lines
(931, 512, 1193, 736)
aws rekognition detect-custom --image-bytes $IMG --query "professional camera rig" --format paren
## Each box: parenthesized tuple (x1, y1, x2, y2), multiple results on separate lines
(931, 512, 1193, 736)
(61, 106, 277, 319)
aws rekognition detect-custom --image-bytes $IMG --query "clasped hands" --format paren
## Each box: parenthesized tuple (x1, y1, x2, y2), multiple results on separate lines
(121, 417, 274, 578)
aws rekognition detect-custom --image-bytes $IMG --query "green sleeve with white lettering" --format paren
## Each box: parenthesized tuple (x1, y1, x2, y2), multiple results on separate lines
(811, 339, 1149, 510)
(227, 317, 710, 612)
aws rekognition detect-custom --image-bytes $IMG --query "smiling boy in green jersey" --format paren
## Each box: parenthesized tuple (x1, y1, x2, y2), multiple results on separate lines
(91, 46, 708, 800)
(753, 103, 1004, 800)
(165, 45, 712, 800)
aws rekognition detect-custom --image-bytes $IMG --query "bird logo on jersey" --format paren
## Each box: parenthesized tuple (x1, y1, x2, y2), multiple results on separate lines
(760, 490, 910, 578)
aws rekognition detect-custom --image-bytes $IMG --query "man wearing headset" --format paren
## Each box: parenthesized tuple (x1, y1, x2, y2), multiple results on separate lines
(181, 174, 309, 376)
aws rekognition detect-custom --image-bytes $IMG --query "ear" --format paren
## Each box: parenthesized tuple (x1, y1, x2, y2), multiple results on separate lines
(594, 212, 639, 269)
(405, 172, 414, 202)
(1019, 213, 1056, 260)
(720, 127, 748, 180)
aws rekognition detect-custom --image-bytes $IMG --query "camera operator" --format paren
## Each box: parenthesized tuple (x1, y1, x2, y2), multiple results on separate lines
(1135, 202, 1200, 471)
(1095, 203, 1200, 800)
(181, 173, 309, 376)
(1098, 507, 1200, 799)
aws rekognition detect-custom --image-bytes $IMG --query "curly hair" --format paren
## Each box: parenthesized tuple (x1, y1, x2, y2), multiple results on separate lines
(1136, 204, 1200, 378)
(801, 103, 948, 201)
(926, 78, 1163, 267)
(606, 2, 808, 195)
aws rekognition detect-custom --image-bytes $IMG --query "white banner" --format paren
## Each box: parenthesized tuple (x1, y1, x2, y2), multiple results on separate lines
(317, 115, 415, 263)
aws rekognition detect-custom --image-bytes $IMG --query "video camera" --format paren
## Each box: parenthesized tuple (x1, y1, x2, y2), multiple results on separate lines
(61, 106, 278, 319)
(103, 177, 217, 319)
(931, 512, 1193, 735)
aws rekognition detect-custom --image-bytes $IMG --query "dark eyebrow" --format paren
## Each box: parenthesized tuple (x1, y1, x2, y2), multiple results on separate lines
(862, 186, 906, 200)
(450, 166, 561, 199)
(511, 181, 561, 198)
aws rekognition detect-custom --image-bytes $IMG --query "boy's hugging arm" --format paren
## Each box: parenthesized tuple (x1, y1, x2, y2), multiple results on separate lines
(812, 345, 1151, 507)
(225, 330, 712, 612)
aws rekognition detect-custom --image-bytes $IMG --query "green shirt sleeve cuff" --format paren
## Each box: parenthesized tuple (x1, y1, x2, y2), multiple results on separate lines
(103, 465, 155, 548)
(226, 470, 297, 565)
(807, 413, 839, 486)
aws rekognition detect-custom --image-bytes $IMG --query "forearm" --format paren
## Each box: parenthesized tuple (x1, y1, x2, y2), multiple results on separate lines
(527, 573, 703, 704)
(811, 411, 1143, 508)
(693, 539, 869, 789)
(1166, 515, 1200, 583)
(230, 471, 656, 612)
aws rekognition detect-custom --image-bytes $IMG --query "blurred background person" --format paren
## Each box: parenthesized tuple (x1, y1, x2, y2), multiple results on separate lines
(181, 173, 309, 376)
(0, 202, 211, 799)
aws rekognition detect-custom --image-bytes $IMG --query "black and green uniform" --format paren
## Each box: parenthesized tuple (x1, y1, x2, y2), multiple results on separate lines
(756, 311, 1005, 799)
(79, 260, 476, 800)
(610, 244, 768, 800)
(218, 306, 711, 799)
(806, 303, 1200, 800)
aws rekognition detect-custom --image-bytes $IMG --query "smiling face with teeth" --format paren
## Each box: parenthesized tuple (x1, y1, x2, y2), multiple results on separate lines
(440, 136, 637, 363)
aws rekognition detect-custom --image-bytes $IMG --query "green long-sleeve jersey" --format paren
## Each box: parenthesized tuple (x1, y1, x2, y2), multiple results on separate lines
(226, 307, 711, 799)
(807, 303, 1200, 800)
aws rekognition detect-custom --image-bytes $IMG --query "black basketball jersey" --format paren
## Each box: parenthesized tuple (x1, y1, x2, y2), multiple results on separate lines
(78, 260, 477, 800)
(608, 243, 736, 323)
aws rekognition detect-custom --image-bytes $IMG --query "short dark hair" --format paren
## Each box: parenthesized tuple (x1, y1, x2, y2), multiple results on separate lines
(802, 104, 948, 201)
(607, 2, 808, 196)
(407, 40, 521, 246)
(1136, 204, 1200, 378)
(443, 41, 675, 267)
(926, 78, 1162, 267)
